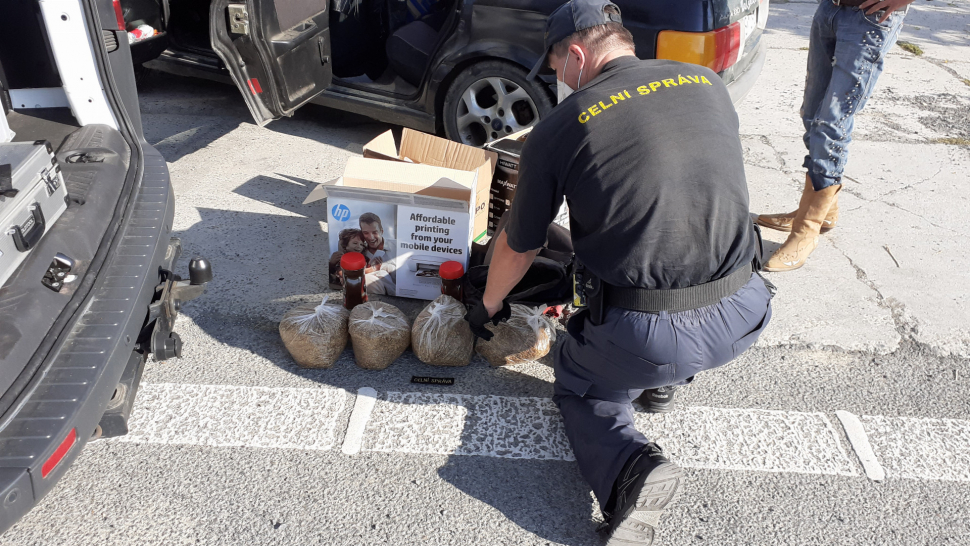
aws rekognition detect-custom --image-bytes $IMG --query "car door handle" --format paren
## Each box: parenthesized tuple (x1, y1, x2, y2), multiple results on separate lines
(270, 20, 321, 54)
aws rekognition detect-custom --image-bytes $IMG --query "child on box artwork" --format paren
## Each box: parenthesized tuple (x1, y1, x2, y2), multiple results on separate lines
(328, 228, 367, 287)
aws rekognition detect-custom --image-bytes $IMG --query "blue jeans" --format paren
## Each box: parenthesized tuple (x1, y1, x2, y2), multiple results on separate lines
(552, 273, 773, 509)
(802, 0, 906, 191)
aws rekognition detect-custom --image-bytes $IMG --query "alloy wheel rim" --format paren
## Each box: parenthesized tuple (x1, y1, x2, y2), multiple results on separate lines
(455, 77, 540, 146)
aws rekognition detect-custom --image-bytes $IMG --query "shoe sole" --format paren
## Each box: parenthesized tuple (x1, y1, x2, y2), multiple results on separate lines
(636, 401, 675, 414)
(761, 260, 806, 272)
(605, 462, 685, 546)
(755, 218, 836, 234)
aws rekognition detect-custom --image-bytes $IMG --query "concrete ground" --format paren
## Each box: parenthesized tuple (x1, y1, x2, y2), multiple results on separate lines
(3, 1, 970, 545)
(748, 0, 970, 357)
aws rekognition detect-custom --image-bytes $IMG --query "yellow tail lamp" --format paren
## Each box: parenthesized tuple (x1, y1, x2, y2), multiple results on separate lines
(656, 22, 742, 74)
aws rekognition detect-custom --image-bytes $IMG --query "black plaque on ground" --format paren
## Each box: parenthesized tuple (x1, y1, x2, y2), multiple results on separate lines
(411, 376, 455, 386)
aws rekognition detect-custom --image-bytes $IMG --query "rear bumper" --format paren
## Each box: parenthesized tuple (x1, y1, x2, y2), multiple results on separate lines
(0, 142, 174, 533)
(727, 39, 767, 105)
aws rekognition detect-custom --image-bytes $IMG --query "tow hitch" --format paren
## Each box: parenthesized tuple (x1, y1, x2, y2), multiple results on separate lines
(99, 238, 212, 438)
(137, 237, 212, 361)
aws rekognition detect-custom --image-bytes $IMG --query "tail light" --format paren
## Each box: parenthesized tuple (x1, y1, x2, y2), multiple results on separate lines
(656, 22, 742, 73)
(112, 0, 126, 31)
(41, 428, 77, 478)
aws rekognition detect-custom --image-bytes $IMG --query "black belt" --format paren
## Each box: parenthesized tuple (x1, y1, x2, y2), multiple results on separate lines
(831, 0, 868, 7)
(604, 265, 752, 314)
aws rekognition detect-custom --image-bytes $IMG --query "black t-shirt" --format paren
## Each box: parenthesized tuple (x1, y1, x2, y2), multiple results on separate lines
(505, 56, 754, 290)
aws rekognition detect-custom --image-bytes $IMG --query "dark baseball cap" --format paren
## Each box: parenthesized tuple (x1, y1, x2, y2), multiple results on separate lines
(527, 0, 623, 80)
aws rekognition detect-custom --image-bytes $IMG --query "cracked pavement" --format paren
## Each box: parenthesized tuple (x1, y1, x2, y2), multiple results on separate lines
(742, 0, 970, 357)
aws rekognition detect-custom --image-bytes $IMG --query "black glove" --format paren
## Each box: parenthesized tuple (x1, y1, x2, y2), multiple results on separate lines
(465, 298, 512, 341)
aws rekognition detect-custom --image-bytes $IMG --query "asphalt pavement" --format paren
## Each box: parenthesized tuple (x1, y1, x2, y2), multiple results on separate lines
(3, 1, 970, 544)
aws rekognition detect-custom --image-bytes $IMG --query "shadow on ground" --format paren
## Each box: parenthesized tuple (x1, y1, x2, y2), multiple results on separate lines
(136, 67, 390, 162)
(437, 452, 600, 546)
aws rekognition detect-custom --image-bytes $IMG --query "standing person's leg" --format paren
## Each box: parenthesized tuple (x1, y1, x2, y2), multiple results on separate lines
(800, 1, 839, 145)
(764, 5, 905, 271)
(805, 5, 905, 191)
(758, 1, 840, 233)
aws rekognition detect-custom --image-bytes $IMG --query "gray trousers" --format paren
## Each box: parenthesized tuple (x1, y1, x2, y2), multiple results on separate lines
(553, 272, 773, 509)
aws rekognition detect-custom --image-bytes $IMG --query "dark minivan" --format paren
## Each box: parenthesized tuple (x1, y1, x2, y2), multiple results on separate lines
(125, 0, 768, 146)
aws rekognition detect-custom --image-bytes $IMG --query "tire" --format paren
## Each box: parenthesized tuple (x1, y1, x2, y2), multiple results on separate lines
(443, 60, 555, 147)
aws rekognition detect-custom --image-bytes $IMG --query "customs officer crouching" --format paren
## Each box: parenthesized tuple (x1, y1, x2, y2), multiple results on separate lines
(464, 1, 774, 544)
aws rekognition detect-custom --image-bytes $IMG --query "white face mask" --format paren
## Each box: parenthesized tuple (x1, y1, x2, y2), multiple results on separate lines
(556, 51, 584, 104)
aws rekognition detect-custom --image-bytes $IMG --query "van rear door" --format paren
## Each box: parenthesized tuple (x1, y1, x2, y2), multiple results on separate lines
(209, 0, 332, 126)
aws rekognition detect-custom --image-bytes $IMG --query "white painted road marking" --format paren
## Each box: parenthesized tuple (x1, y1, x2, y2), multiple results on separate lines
(116, 384, 970, 483)
(117, 383, 346, 450)
(633, 408, 856, 476)
(342, 387, 377, 455)
(861, 415, 970, 482)
(364, 392, 569, 459)
(835, 410, 886, 481)
(363, 392, 857, 476)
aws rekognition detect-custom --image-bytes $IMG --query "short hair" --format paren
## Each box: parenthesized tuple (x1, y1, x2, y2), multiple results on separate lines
(549, 9, 634, 61)
(338, 228, 363, 250)
(358, 212, 383, 231)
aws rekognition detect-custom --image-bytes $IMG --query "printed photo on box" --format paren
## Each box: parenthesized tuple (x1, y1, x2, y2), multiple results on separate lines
(310, 128, 494, 301)
(327, 200, 397, 296)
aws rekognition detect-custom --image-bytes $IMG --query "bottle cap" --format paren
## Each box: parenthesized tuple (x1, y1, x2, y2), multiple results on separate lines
(438, 261, 465, 280)
(340, 252, 367, 271)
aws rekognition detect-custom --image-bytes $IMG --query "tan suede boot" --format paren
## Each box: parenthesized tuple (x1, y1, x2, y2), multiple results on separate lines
(757, 177, 839, 233)
(763, 183, 841, 272)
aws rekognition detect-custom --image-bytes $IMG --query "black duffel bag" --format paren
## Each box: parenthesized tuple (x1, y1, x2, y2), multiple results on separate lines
(462, 213, 574, 308)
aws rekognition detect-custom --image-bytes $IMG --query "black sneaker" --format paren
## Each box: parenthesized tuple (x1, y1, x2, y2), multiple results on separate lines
(602, 443, 684, 546)
(636, 386, 677, 413)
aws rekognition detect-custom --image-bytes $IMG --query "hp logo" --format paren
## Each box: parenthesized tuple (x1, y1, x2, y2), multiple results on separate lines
(331, 204, 351, 222)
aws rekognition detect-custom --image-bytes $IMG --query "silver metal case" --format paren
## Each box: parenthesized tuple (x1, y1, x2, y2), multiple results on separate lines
(0, 141, 68, 288)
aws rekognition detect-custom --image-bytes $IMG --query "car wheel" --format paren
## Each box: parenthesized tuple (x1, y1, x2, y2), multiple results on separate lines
(443, 60, 555, 147)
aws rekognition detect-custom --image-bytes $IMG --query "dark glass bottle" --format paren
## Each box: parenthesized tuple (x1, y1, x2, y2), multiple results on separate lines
(341, 252, 368, 310)
(439, 261, 465, 303)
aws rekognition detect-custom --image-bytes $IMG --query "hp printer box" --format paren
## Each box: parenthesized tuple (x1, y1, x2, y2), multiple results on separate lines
(306, 130, 496, 301)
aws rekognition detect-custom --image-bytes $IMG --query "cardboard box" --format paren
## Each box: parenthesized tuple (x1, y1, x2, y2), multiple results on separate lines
(484, 132, 527, 235)
(364, 128, 495, 241)
(484, 128, 570, 232)
(305, 129, 496, 301)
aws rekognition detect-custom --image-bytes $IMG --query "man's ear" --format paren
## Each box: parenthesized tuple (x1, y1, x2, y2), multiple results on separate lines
(568, 43, 587, 69)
